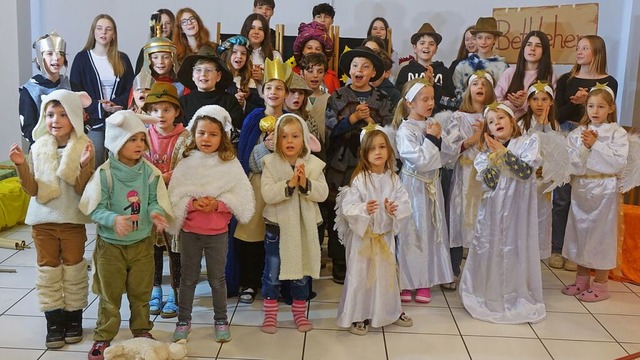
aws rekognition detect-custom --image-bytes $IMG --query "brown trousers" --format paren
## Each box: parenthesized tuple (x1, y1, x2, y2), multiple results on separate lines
(32, 223, 87, 267)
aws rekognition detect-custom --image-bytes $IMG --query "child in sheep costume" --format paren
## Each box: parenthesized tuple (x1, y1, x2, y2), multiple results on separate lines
(10, 89, 94, 349)
(79, 110, 173, 359)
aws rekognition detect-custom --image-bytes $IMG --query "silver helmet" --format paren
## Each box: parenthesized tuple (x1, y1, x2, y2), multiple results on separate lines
(33, 31, 67, 75)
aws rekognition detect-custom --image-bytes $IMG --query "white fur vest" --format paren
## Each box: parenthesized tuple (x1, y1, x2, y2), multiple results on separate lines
(167, 151, 255, 235)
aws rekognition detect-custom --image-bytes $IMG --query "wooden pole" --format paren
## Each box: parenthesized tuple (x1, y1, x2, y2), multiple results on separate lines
(216, 22, 221, 44)
(387, 28, 393, 56)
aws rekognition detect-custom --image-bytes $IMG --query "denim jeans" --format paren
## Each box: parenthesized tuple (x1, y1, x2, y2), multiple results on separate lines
(262, 224, 310, 301)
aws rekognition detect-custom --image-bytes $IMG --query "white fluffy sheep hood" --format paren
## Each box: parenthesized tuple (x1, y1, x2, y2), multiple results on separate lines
(167, 150, 255, 235)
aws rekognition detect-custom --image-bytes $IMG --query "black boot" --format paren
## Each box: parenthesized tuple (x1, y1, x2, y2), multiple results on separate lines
(64, 309, 83, 344)
(332, 260, 346, 284)
(44, 309, 65, 348)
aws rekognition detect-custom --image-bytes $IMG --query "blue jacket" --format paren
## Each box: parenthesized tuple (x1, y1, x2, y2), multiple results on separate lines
(70, 50, 134, 130)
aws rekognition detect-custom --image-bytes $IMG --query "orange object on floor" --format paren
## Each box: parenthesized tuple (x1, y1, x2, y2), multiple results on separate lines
(610, 204, 640, 284)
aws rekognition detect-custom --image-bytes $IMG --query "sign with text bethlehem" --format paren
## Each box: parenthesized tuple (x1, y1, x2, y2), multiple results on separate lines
(492, 3, 598, 64)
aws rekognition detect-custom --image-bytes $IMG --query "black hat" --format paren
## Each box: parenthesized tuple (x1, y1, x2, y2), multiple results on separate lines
(338, 46, 384, 82)
(177, 48, 233, 91)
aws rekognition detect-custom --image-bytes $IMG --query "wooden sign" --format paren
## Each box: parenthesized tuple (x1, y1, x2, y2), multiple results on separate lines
(493, 3, 599, 64)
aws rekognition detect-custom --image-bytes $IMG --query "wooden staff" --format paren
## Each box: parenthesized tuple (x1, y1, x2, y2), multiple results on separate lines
(216, 22, 221, 44)
(330, 25, 340, 72)
(387, 28, 393, 56)
(0, 237, 30, 250)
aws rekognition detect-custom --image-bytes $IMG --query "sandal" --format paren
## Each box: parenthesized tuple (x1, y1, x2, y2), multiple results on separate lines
(239, 288, 256, 304)
(149, 287, 162, 315)
(440, 275, 459, 292)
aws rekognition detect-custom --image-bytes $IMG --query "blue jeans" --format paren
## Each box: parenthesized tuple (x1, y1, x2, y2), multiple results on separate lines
(262, 224, 309, 301)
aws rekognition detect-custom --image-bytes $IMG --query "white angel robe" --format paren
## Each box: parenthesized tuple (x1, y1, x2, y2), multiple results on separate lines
(520, 118, 557, 259)
(335, 171, 412, 328)
(447, 112, 484, 248)
(396, 118, 456, 290)
(563, 123, 628, 270)
(460, 134, 546, 324)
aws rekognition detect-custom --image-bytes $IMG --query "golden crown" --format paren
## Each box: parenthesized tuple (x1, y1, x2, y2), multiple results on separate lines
(264, 57, 292, 84)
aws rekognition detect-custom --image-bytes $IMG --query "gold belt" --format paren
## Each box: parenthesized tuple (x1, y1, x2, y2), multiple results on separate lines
(575, 174, 616, 179)
(360, 228, 394, 288)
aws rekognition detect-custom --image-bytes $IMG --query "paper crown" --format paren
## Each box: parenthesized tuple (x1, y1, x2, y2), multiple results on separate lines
(264, 57, 292, 84)
(589, 82, 616, 99)
(359, 122, 384, 143)
(468, 70, 494, 87)
(484, 101, 515, 118)
(527, 80, 554, 99)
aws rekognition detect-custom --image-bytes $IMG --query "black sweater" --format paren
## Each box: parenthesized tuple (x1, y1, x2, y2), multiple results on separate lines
(555, 73, 618, 123)
(179, 89, 244, 130)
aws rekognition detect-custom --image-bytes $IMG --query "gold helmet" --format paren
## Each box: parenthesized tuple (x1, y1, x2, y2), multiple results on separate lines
(142, 37, 177, 76)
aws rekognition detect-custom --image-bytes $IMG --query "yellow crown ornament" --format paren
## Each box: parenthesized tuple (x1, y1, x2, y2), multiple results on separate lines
(263, 57, 292, 84)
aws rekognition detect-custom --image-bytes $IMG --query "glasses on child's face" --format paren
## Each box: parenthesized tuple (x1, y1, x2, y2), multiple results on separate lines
(180, 16, 197, 26)
(193, 66, 218, 75)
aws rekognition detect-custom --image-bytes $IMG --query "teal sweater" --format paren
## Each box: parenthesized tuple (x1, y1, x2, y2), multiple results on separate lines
(91, 157, 164, 245)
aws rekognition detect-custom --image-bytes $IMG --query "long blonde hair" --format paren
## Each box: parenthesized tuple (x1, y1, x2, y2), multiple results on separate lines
(82, 14, 126, 77)
(392, 78, 433, 129)
(569, 35, 608, 79)
(274, 115, 309, 160)
(459, 77, 496, 113)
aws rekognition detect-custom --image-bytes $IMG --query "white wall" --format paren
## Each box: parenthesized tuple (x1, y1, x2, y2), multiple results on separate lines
(2, 0, 637, 140)
(0, 0, 31, 151)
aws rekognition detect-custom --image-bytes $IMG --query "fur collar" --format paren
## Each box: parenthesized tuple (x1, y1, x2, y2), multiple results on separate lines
(167, 151, 255, 235)
(30, 132, 88, 204)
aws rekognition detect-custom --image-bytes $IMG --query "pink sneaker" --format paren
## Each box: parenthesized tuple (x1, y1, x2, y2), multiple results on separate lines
(400, 290, 412, 303)
(415, 288, 431, 303)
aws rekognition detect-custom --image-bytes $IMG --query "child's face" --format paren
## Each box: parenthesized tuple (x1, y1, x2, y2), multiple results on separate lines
(314, 13, 333, 28)
(263, 80, 287, 108)
(254, 5, 274, 22)
(192, 62, 221, 91)
(285, 90, 306, 111)
(528, 92, 552, 118)
(576, 38, 593, 66)
(279, 121, 304, 163)
(45, 103, 73, 144)
(408, 86, 435, 119)
(133, 88, 150, 109)
(464, 30, 477, 53)
(370, 20, 387, 40)
(179, 12, 199, 37)
(413, 35, 438, 63)
(149, 102, 179, 133)
(301, 65, 325, 91)
(367, 134, 389, 173)
(119, 132, 147, 165)
(586, 94, 614, 124)
(523, 36, 543, 64)
(150, 52, 173, 76)
(42, 50, 65, 75)
(486, 110, 514, 141)
(230, 45, 248, 70)
(94, 18, 115, 47)
(303, 40, 323, 56)
(160, 13, 172, 38)
(248, 20, 265, 47)
(469, 78, 488, 104)
(349, 57, 376, 91)
(195, 119, 222, 154)
(475, 33, 496, 56)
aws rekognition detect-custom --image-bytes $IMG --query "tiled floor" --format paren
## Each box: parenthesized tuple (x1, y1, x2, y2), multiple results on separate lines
(0, 224, 639, 359)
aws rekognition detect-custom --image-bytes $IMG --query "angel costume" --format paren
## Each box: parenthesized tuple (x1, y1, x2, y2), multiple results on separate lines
(396, 118, 457, 290)
(520, 116, 568, 259)
(447, 111, 484, 248)
(460, 134, 546, 324)
(563, 123, 628, 270)
(335, 171, 412, 328)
